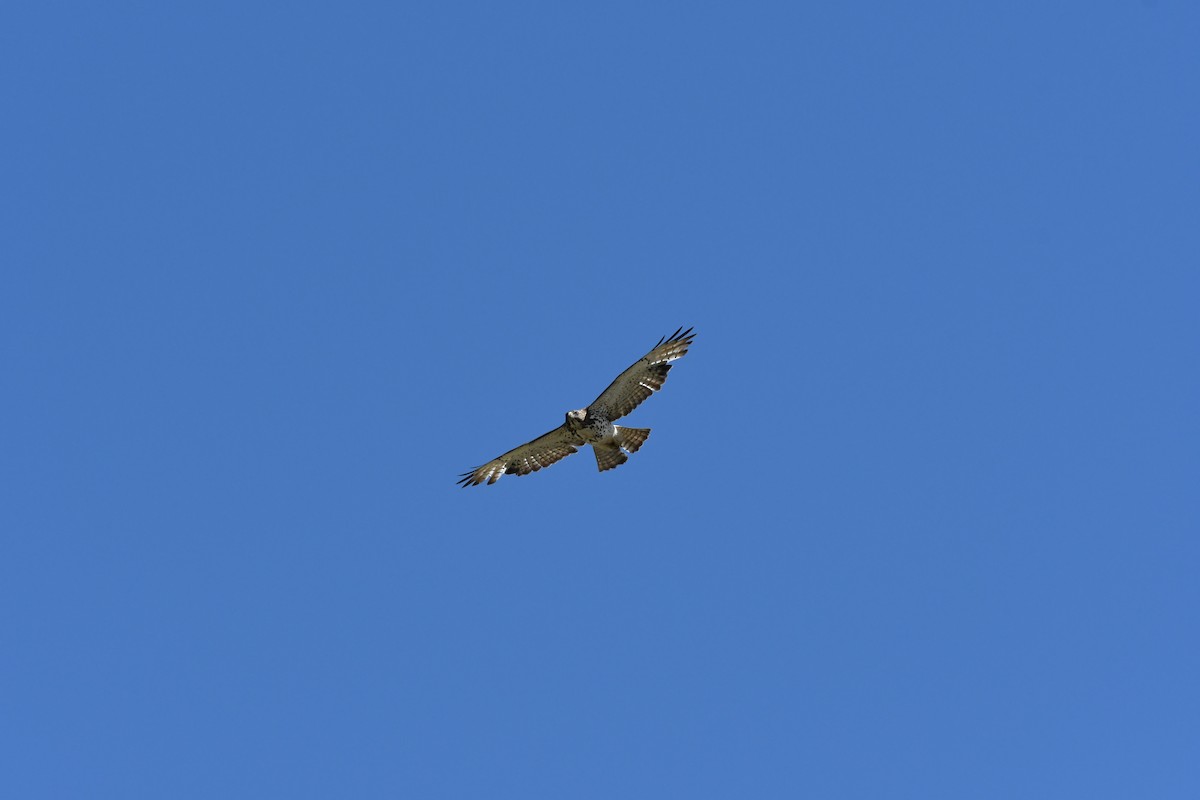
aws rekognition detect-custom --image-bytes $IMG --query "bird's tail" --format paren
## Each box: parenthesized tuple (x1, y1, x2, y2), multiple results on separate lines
(595, 427, 651, 472)
(593, 443, 628, 472)
(613, 426, 650, 453)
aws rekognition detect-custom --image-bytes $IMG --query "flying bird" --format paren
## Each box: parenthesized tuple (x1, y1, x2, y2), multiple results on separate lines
(457, 327, 696, 487)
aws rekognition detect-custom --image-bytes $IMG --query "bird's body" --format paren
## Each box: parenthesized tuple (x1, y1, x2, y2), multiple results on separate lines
(565, 408, 614, 444)
(457, 327, 695, 487)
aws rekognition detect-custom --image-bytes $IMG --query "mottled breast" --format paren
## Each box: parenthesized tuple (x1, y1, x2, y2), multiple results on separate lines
(578, 412, 614, 444)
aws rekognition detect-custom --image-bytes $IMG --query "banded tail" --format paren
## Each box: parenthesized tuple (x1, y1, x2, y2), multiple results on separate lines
(593, 426, 651, 472)
(614, 425, 650, 453)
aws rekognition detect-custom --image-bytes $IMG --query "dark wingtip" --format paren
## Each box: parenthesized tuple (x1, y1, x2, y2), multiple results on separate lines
(662, 326, 695, 345)
(657, 326, 689, 347)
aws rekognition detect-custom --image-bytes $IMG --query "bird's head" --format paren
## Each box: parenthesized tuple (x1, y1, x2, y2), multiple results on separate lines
(565, 409, 587, 428)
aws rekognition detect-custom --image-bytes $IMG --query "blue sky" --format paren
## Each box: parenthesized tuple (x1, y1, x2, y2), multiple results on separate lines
(3, 1, 1198, 797)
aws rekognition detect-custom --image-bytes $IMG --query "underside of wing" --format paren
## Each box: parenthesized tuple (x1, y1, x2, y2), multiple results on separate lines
(457, 424, 583, 487)
(588, 326, 696, 420)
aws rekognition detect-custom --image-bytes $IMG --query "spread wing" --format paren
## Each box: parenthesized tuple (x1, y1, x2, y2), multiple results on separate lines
(587, 327, 696, 421)
(457, 424, 584, 487)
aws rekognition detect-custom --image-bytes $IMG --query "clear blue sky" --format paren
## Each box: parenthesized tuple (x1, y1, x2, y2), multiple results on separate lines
(3, 2, 1197, 797)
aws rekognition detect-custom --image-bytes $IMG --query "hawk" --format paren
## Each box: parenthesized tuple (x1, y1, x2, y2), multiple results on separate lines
(457, 327, 696, 487)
